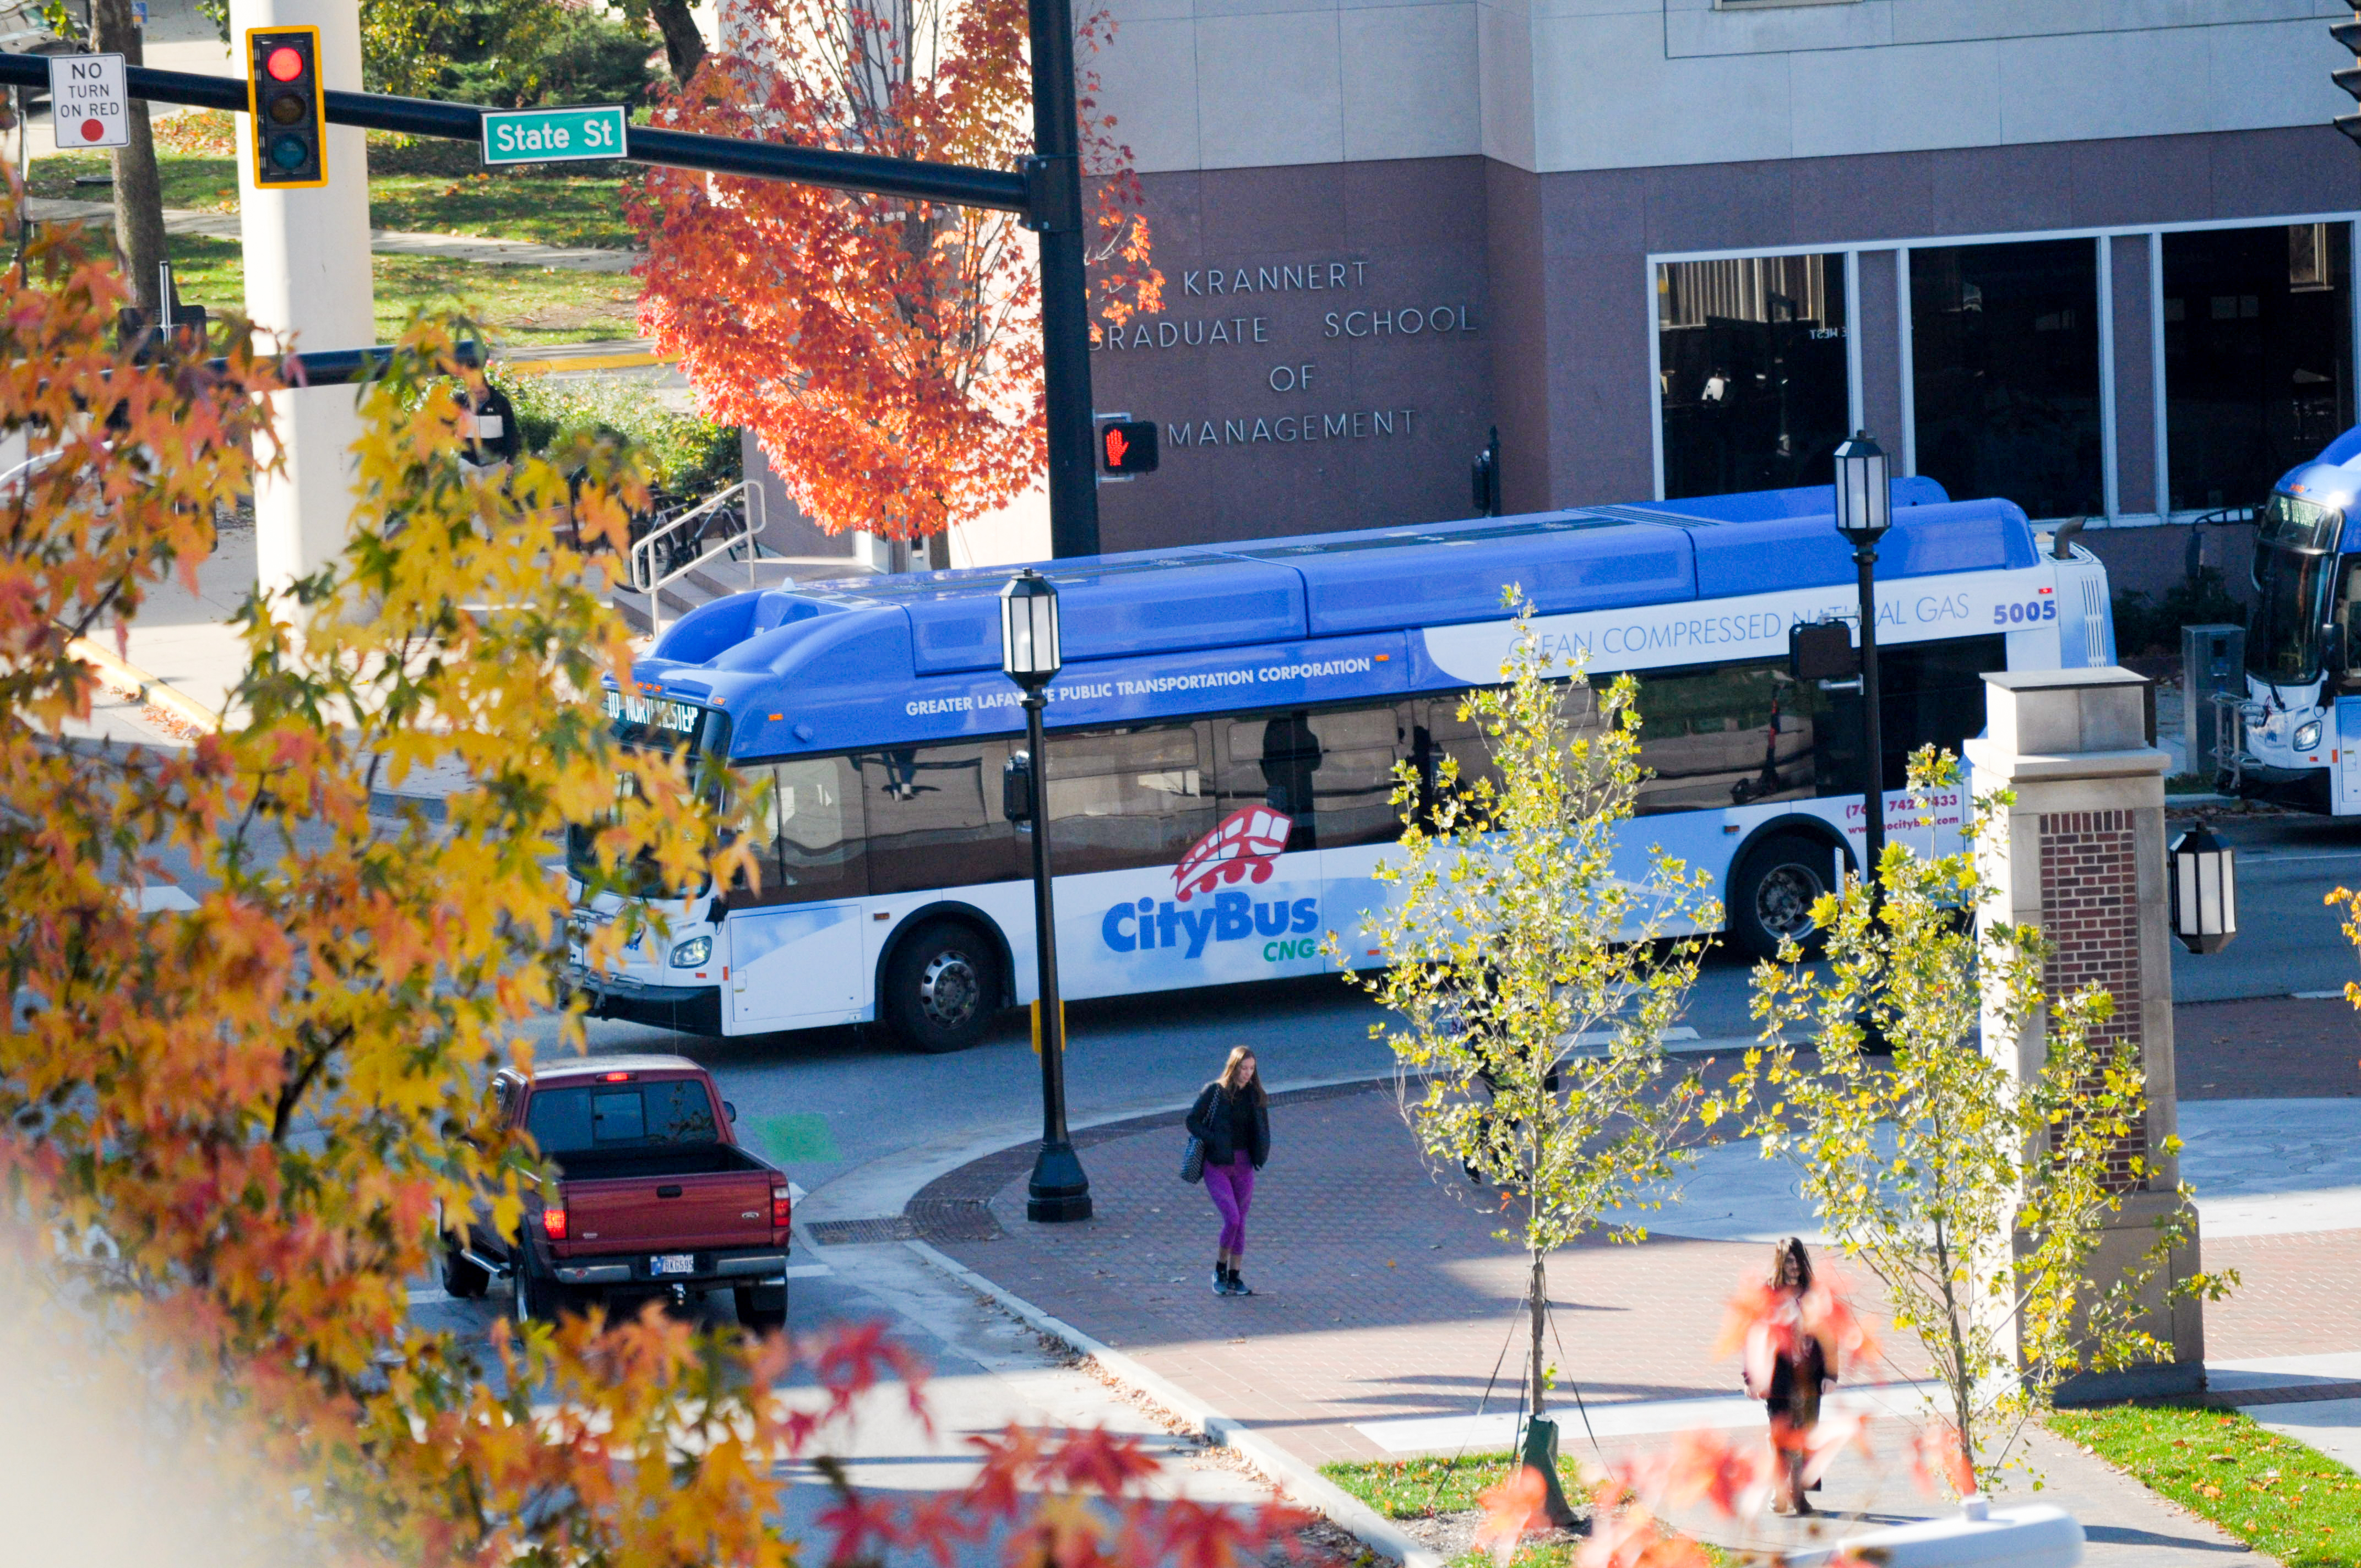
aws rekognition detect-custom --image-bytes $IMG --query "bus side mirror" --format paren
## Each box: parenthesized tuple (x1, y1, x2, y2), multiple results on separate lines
(1003, 751, 1034, 824)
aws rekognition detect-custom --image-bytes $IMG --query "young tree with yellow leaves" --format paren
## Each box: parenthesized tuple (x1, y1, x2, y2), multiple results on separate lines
(1342, 603, 1717, 1525)
(1715, 757, 2233, 1495)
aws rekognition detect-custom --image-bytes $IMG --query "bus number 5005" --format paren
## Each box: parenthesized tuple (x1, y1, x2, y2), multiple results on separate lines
(1992, 600, 2057, 625)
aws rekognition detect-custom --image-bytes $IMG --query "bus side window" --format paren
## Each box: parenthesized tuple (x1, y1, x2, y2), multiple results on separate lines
(2335, 559, 2361, 686)
(1303, 705, 1407, 848)
(735, 756, 867, 906)
(861, 743, 1018, 894)
(1217, 716, 1320, 852)
(1043, 723, 1214, 876)
(1415, 694, 1500, 810)
(1873, 635, 2005, 790)
(1630, 662, 1814, 815)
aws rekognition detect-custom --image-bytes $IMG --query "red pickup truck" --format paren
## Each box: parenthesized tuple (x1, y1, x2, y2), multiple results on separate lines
(440, 1055, 792, 1331)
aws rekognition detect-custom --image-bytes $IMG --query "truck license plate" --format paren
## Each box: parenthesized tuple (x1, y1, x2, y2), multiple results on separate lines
(651, 1253, 695, 1276)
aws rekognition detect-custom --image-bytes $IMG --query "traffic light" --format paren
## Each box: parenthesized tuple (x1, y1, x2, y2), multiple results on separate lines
(246, 26, 326, 188)
(2336, 9, 2361, 146)
(1098, 419, 1158, 476)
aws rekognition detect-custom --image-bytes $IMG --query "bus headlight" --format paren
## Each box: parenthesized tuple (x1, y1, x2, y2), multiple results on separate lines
(2294, 720, 2324, 753)
(670, 936, 712, 968)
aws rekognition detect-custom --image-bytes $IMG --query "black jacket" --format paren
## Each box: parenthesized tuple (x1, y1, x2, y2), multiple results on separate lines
(1186, 1081, 1270, 1168)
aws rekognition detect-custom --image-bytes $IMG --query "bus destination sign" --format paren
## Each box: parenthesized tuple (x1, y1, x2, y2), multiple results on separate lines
(607, 689, 699, 734)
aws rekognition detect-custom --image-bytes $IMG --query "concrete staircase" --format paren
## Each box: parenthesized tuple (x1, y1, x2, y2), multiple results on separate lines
(609, 553, 882, 638)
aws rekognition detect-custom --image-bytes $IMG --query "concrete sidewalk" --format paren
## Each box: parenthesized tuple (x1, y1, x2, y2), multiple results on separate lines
(845, 1017, 2361, 1566)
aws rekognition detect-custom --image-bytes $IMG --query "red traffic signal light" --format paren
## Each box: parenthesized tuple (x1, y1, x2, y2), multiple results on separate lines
(246, 26, 326, 188)
(1098, 419, 1158, 476)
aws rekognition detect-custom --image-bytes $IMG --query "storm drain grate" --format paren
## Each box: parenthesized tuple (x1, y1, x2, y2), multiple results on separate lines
(805, 1216, 917, 1246)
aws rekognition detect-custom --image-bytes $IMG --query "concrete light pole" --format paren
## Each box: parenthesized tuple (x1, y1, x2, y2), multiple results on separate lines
(227, 0, 372, 597)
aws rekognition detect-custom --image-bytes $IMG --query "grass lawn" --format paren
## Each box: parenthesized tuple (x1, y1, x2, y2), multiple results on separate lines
(2049, 1403, 2361, 1567)
(156, 233, 641, 344)
(26, 152, 638, 249)
(1321, 1452, 1647, 1568)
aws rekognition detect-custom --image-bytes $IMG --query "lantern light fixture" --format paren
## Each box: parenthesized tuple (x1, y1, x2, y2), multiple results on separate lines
(1000, 568, 1062, 689)
(2169, 823, 2238, 955)
(1832, 430, 1893, 546)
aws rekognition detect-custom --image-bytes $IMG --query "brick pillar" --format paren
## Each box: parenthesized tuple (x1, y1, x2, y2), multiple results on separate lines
(1963, 667, 2205, 1401)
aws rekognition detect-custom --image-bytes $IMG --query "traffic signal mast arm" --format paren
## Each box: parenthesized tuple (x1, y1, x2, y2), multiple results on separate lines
(0, 53, 1034, 216)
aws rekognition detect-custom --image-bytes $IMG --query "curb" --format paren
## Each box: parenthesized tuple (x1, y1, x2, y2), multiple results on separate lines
(798, 1068, 1396, 1232)
(67, 634, 223, 734)
(902, 1237, 1446, 1568)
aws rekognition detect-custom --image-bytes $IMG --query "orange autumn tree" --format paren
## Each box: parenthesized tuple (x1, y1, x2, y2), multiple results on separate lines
(0, 215, 1279, 1566)
(636, 0, 1160, 549)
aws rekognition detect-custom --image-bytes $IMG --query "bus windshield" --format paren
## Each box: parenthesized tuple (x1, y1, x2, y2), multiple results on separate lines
(2250, 496, 2342, 685)
(565, 690, 732, 893)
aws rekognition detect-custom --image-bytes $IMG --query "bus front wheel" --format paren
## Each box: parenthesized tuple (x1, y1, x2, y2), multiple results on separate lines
(884, 921, 1001, 1054)
(1729, 834, 1840, 960)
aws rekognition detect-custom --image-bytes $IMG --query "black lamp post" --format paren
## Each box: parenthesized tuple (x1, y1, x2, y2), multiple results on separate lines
(1832, 431, 1892, 895)
(1000, 568, 1092, 1222)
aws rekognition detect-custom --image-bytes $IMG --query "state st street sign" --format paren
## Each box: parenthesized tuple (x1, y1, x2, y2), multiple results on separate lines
(49, 53, 129, 149)
(480, 105, 628, 167)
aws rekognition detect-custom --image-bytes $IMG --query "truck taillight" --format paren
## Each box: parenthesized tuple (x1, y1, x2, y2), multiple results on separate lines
(542, 1206, 567, 1241)
(771, 1188, 791, 1228)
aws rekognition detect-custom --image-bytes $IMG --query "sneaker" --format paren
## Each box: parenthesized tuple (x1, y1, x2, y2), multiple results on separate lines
(1227, 1273, 1254, 1297)
(1211, 1269, 1228, 1296)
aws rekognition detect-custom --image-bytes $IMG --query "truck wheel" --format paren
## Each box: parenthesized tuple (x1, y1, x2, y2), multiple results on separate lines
(1728, 834, 1840, 960)
(735, 1283, 787, 1333)
(441, 1242, 490, 1300)
(509, 1252, 565, 1324)
(884, 921, 1000, 1054)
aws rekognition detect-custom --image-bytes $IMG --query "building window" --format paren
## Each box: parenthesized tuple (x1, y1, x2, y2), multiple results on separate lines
(2163, 223, 2353, 515)
(1909, 239, 2102, 520)
(1657, 254, 1850, 500)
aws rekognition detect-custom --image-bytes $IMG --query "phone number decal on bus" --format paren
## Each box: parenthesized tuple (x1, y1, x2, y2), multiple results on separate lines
(607, 690, 700, 733)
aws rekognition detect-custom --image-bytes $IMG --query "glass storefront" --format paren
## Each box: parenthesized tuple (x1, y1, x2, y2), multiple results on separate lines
(1910, 239, 2104, 520)
(2163, 223, 2353, 514)
(1657, 254, 1850, 500)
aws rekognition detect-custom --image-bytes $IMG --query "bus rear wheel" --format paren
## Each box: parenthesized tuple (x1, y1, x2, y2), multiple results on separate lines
(884, 921, 1000, 1054)
(1729, 833, 1840, 960)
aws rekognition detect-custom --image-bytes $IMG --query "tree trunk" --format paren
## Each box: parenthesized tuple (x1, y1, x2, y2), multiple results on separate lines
(646, 0, 707, 84)
(1528, 1248, 1548, 1418)
(91, 0, 166, 320)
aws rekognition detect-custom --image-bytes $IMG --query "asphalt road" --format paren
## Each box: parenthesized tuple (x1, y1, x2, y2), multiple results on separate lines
(526, 806, 2361, 1220)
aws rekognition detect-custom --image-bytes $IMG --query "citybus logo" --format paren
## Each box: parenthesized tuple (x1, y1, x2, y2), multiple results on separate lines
(1173, 806, 1291, 900)
(1099, 807, 1317, 960)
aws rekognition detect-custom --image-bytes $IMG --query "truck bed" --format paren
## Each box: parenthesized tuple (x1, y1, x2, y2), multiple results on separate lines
(550, 1142, 779, 1256)
(550, 1144, 770, 1182)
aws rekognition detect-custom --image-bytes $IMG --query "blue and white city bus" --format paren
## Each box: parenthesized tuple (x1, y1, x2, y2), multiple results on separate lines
(567, 480, 2117, 1052)
(2221, 425, 2361, 815)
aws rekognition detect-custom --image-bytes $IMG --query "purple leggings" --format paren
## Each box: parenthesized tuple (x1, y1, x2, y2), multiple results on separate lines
(1205, 1155, 1256, 1254)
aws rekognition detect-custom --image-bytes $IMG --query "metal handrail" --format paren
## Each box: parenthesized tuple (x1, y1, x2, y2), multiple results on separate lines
(627, 480, 768, 638)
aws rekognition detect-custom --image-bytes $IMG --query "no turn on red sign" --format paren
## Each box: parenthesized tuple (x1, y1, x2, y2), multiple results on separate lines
(49, 53, 129, 150)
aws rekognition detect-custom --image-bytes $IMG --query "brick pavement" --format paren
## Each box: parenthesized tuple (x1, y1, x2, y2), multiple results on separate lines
(931, 1004, 2360, 1477)
(936, 1080, 1917, 1468)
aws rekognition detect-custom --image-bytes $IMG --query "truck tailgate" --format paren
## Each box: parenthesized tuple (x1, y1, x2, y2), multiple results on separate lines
(561, 1168, 776, 1252)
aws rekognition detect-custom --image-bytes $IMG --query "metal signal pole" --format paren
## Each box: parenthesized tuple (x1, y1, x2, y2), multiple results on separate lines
(1025, 0, 1101, 559)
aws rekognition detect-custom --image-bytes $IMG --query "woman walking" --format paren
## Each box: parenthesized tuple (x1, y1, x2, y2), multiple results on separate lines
(1186, 1046, 1270, 1297)
(1742, 1236, 1837, 1516)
